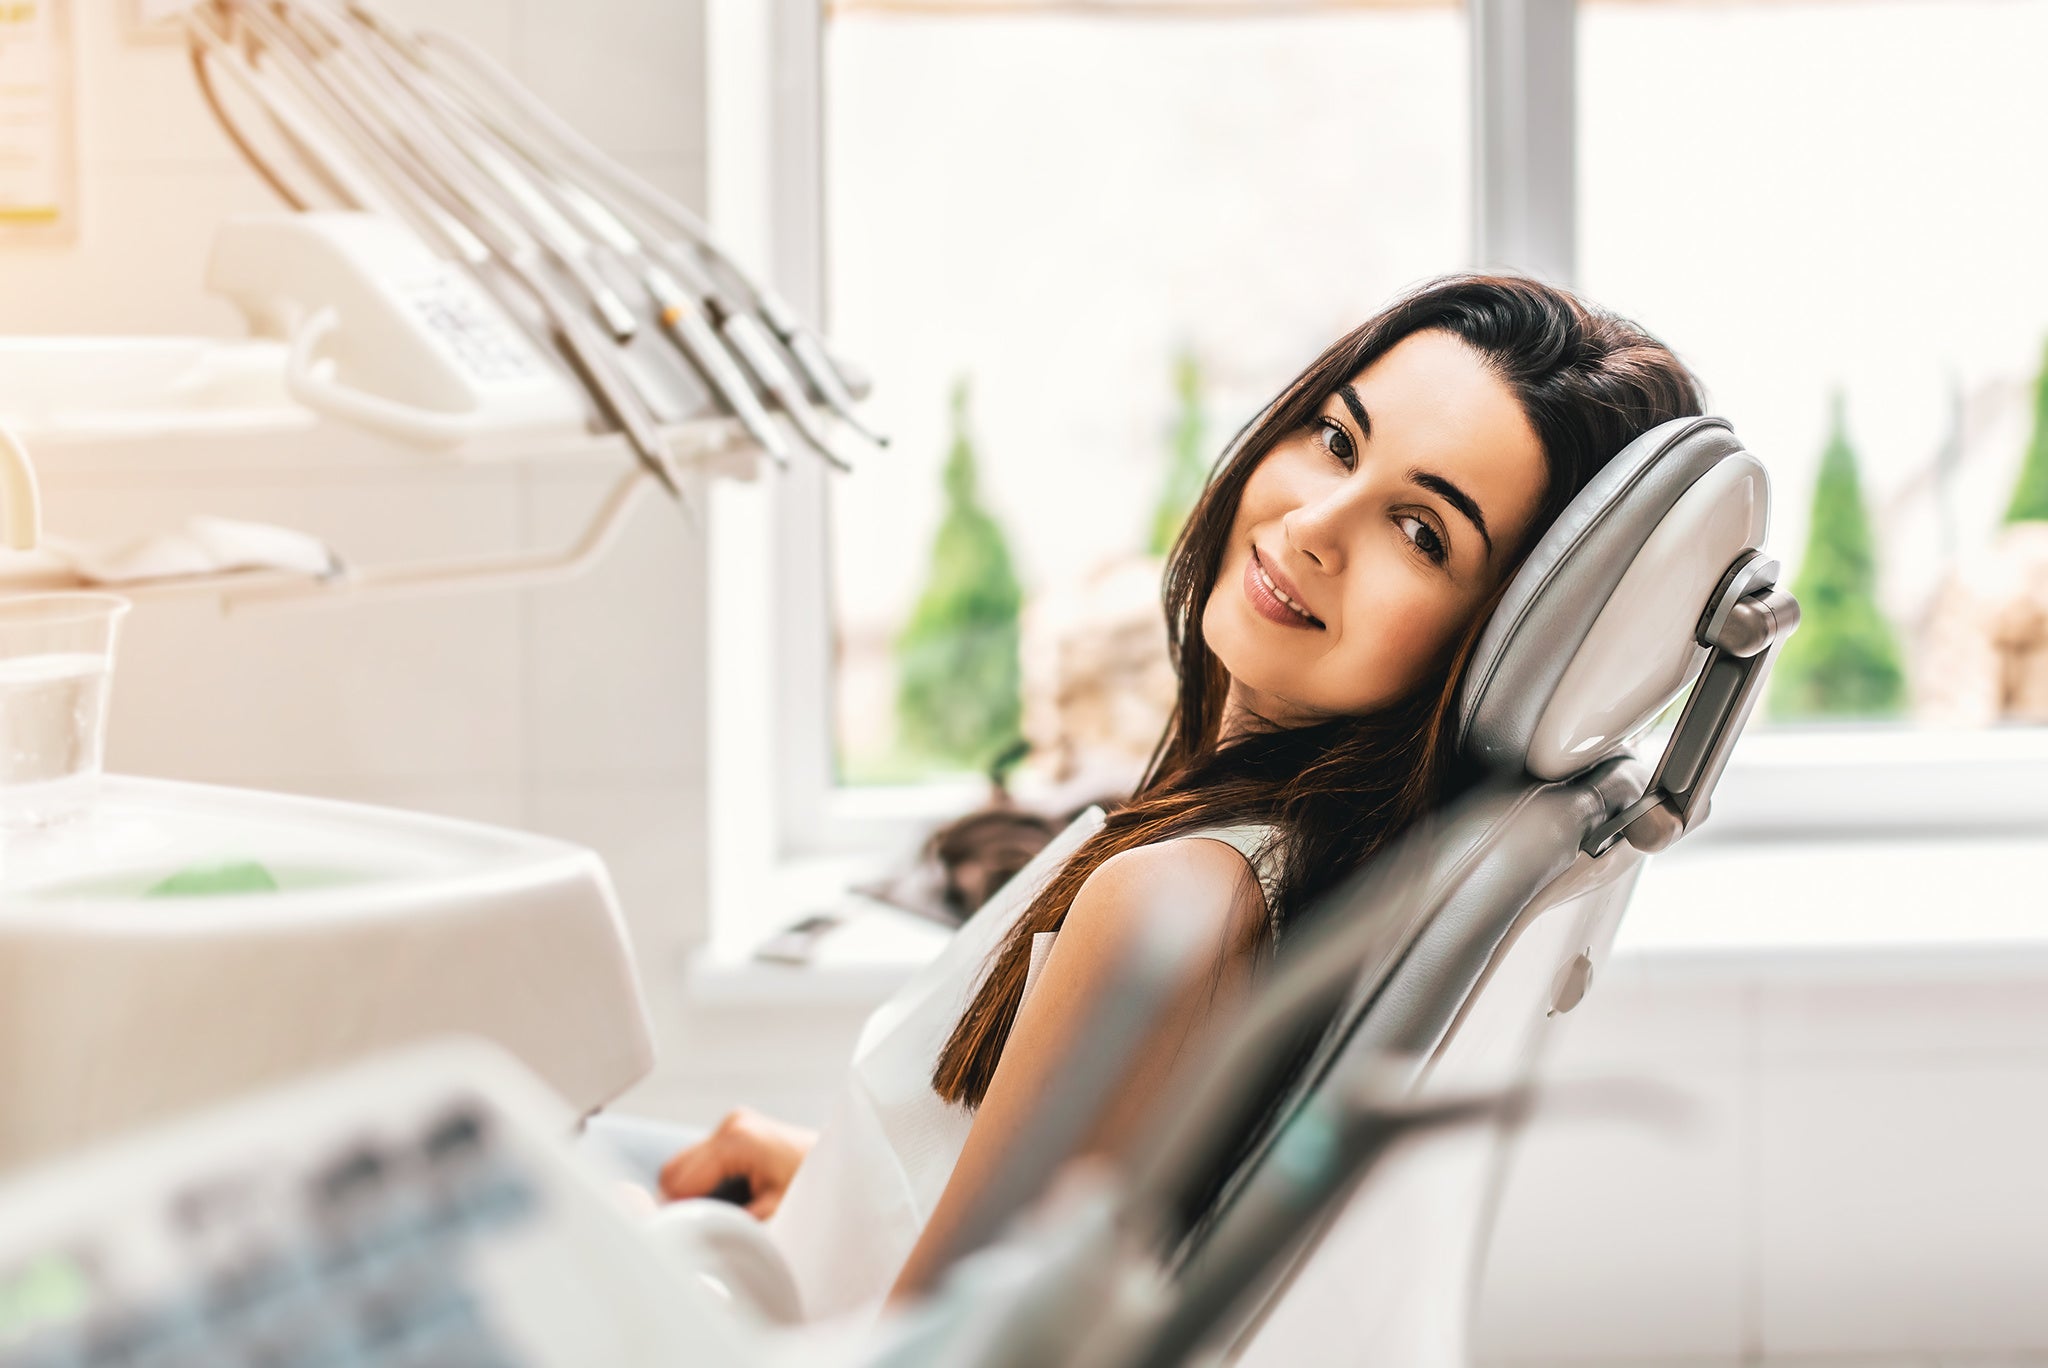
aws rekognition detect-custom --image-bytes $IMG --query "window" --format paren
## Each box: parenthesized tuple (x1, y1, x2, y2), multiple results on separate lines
(1579, 0, 2048, 733)
(730, 0, 2048, 893)
(821, 3, 1470, 793)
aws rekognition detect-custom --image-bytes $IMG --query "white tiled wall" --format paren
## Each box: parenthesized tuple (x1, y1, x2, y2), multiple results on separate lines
(1475, 952, 2048, 1366)
(5, 1, 715, 1114)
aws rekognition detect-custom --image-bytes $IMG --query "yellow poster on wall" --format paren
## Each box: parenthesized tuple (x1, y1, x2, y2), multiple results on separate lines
(0, 0, 77, 241)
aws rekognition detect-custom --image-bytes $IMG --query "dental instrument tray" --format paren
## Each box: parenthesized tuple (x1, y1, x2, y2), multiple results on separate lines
(0, 776, 654, 1175)
(0, 1038, 752, 1367)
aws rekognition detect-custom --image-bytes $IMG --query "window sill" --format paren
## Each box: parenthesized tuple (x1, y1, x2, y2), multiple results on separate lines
(687, 826, 2048, 1009)
(683, 953, 925, 1009)
(697, 717, 2048, 1009)
(1698, 722, 2048, 839)
(691, 849, 951, 1007)
(1615, 830, 2048, 976)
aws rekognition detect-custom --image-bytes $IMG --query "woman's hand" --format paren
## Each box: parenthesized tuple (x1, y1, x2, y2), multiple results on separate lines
(659, 1107, 818, 1220)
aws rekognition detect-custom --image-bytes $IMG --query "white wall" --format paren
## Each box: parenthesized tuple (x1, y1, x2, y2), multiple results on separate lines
(1466, 832, 2048, 1366)
(1475, 946, 2048, 1367)
(4, 0, 721, 1117)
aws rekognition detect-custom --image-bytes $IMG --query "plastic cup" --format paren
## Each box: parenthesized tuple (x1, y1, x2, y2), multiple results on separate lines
(0, 593, 133, 828)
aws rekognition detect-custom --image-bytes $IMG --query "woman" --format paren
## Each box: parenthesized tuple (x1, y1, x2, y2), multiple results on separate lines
(657, 274, 1704, 1318)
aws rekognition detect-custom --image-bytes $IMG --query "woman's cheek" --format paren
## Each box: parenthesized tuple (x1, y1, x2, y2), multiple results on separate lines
(1334, 582, 1448, 702)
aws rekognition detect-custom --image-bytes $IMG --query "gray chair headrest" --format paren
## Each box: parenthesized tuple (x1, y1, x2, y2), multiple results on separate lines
(1453, 415, 1771, 781)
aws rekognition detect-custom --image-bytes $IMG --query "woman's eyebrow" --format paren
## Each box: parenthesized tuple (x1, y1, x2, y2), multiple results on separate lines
(1336, 383, 1371, 439)
(1408, 470, 1494, 559)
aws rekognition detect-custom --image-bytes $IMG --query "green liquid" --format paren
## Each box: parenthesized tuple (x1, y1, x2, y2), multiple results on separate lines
(143, 861, 282, 898)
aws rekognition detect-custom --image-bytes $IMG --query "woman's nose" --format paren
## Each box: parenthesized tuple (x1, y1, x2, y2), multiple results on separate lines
(1281, 488, 1354, 577)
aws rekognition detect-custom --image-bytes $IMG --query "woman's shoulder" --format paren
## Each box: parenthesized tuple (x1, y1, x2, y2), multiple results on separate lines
(1087, 829, 1262, 890)
(1070, 828, 1275, 950)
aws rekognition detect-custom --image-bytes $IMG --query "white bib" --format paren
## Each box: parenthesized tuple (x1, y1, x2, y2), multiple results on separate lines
(762, 808, 1107, 1321)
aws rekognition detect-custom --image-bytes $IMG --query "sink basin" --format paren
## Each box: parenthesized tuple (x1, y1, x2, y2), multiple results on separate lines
(5, 779, 500, 899)
(0, 775, 654, 1171)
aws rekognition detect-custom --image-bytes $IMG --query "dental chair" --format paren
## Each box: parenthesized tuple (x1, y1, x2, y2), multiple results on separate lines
(648, 414, 1793, 1366)
(888, 413, 1795, 1368)
(1131, 413, 1791, 1365)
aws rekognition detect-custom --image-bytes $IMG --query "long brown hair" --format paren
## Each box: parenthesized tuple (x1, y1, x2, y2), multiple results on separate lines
(932, 274, 1704, 1108)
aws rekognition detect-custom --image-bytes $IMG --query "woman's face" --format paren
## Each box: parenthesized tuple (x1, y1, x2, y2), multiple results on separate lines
(1203, 328, 1550, 729)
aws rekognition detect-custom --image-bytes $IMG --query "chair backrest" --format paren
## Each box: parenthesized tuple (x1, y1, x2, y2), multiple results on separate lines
(1171, 416, 1787, 1367)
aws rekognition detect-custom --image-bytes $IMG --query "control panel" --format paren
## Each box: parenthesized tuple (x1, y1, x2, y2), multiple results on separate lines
(0, 1039, 755, 1366)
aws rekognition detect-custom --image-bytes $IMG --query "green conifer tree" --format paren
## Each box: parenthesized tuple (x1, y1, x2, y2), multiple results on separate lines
(1148, 349, 1209, 556)
(1767, 392, 1908, 719)
(894, 379, 1024, 769)
(2002, 335, 2048, 524)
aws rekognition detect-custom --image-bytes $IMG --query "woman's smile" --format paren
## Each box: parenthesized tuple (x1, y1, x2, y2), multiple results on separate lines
(1244, 546, 1324, 630)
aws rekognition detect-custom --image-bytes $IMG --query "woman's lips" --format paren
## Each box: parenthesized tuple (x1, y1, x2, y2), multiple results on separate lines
(1243, 549, 1323, 630)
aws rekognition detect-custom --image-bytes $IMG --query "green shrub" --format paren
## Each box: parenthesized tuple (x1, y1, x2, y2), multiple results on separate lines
(1767, 393, 1907, 719)
(1149, 349, 1209, 556)
(2003, 335, 2048, 524)
(894, 379, 1025, 769)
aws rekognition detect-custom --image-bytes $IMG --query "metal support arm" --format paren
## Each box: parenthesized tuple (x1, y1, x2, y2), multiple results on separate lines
(1583, 550, 1803, 857)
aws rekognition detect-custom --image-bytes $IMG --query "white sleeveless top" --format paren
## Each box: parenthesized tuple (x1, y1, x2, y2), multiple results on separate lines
(762, 808, 1285, 1323)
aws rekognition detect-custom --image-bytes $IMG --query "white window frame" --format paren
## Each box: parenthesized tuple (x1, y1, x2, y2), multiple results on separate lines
(730, 0, 2048, 889)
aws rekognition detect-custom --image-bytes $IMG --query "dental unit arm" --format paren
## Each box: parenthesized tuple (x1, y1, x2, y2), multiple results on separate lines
(4, 0, 876, 605)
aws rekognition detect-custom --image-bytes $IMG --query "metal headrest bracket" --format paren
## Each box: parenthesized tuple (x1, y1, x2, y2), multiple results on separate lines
(1581, 549, 1802, 857)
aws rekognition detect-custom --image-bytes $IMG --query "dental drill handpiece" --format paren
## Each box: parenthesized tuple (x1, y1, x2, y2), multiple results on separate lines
(341, 19, 644, 348)
(534, 174, 800, 470)
(297, 2, 641, 347)
(751, 280, 887, 446)
(410, 22, 887, 448)
(331, 21, 728, 499)
(645, 265, 801, 469)
(229, 0, 685, 501)
(563, 127, 881, 442)
(472, 102, 848, 472)
(623, 186, 883, 456)
(586, 166, 882, 458)
(544, 163, 845, 470)
(349, 7, 811, 472)
(614, 176, 884, 445)
(670, 249, 854, 472)
(506, 146, 842, 471)
(196, 5, 524, 356)
(313, 3, 691, 501)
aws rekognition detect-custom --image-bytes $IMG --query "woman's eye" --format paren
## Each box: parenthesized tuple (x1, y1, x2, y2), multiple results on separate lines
(1398, 514, 1448, 566)
(1313, 416, 1355, 468)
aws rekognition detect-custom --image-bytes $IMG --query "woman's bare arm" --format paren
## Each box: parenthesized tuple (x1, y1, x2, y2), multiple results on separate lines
(886, 836, 1268, 1304)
